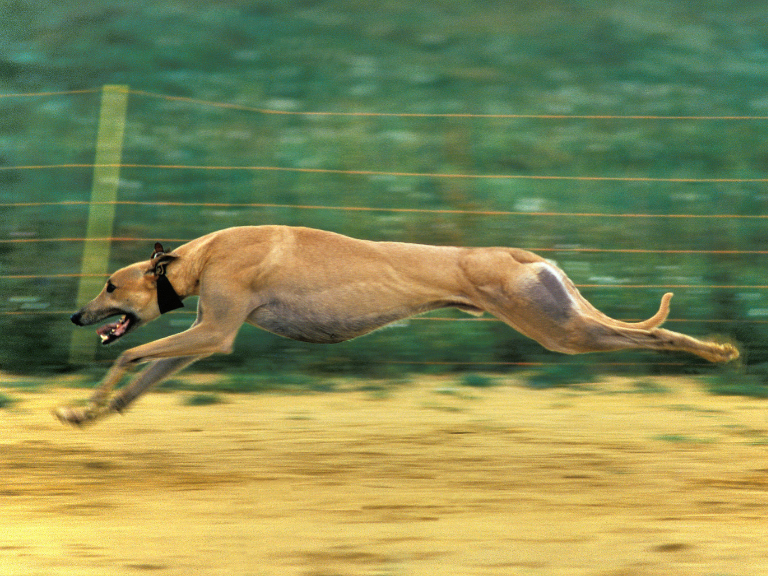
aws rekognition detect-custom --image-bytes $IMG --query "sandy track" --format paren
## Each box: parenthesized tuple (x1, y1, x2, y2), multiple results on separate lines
(2, 376, 768, 576)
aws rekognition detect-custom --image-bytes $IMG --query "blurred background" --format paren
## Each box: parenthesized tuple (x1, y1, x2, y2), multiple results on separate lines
(1, 0, 766, 387)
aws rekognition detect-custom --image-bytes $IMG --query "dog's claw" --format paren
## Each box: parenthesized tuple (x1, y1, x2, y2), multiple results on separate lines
(53, 404, 106, 426)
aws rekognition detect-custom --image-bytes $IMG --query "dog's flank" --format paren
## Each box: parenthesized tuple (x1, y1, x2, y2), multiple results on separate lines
(55, 225, 739, 426)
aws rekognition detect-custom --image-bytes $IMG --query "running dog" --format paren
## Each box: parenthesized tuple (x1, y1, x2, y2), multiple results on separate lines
(56, 225, 738, 425)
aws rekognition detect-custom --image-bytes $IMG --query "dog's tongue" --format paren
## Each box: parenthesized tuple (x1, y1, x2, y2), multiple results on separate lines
(96, 316, 129, 342)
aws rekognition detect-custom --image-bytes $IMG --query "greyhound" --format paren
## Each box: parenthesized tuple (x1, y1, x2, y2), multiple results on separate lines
(56, 225, 738, 425)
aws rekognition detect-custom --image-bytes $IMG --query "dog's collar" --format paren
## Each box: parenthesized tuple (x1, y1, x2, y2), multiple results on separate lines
(156, 273, 184, 314)
(151, 245, 184, 314)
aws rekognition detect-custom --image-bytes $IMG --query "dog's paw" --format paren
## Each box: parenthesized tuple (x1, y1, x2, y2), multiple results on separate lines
(52, 404, 105, 427)
(720, 342, 740, 363)
(706, 336, 741, 363)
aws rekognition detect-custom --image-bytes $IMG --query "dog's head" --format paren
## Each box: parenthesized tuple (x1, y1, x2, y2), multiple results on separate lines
(70, 244, 183, 345)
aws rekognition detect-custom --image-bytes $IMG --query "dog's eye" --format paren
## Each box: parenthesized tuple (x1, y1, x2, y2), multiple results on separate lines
(106, 281, 117, 294)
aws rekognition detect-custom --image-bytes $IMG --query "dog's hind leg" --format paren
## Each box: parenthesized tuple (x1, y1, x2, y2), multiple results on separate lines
(462, 251, 739, 363)
(569, 323, 739, 363)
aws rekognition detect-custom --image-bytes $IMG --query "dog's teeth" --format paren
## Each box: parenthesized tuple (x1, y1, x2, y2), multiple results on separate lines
(100, 334, 109, 342)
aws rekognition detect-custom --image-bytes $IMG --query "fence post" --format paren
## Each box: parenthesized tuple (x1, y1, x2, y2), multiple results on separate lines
(69, 85, 129, 364)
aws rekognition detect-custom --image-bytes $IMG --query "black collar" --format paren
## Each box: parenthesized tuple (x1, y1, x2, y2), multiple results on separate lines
(151, 243, 184, 314)
(156, 271, 184, 314)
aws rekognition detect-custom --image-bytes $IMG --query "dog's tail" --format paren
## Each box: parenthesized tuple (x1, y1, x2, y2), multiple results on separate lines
(572, 290, 673, 331)
(598, 292, 673, 330)
(544, 261, 674, 332)
(624, 292, 673, 330)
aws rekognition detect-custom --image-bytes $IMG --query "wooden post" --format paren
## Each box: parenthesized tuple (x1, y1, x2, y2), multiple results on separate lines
(69, 85, 129, 363)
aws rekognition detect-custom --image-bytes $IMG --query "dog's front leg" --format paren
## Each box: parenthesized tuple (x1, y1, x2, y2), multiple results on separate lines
(54, 356, 201, 426)
(88, 355, 135, 406)
(55, 316, 242, 425)
(53, 355, 134, 426)
(108, 356, 200, 414)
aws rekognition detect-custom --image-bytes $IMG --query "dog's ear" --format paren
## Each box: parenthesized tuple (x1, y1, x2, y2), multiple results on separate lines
(147, 243, 179, 277)
(151, 242, 165, 260)
(151, 254, 179, 277)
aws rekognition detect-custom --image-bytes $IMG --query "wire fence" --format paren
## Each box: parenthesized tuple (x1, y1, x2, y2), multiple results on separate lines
(2, 87, 765, 369)
(3, 162, 768, 184)
(3, 89, 766, 271)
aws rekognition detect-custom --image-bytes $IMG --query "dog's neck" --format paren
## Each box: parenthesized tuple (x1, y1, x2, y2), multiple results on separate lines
(158, 252, 201, 303)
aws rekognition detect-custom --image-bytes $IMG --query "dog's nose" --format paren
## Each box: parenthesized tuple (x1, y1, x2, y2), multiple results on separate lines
(70, 312, 83, 326)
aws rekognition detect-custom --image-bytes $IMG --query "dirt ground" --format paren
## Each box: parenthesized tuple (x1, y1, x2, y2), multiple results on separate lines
(2, 375, 768, 576)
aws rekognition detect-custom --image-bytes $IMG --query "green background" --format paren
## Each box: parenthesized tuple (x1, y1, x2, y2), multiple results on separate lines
(1, 0, 766, 384)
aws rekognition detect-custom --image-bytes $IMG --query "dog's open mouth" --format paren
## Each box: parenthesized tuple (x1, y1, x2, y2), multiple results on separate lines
(96, 314, 137, 345)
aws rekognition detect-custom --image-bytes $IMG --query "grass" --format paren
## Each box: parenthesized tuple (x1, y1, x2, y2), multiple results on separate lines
(459, 373, 498, 388)
(630, 380, 671, 395)
(0, 380, 45, 392)
(160, 372, 330, 394)
(706, 375, 768, 399)
(183, 393, 223, 407)
(705, 366, 768, 399)
(159, 372, 415, 395)
(526, 362, 599, 390)
(653, 434, 717, 445)
(0, 392, 15, 409)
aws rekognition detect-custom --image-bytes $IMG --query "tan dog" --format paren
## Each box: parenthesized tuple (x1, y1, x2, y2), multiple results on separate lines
(56, 225, 738, 425)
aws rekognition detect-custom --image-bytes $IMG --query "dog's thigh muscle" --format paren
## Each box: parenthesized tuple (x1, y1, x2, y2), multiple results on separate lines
(462, 251, 581, 351)
(520, 263, 577, 323)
